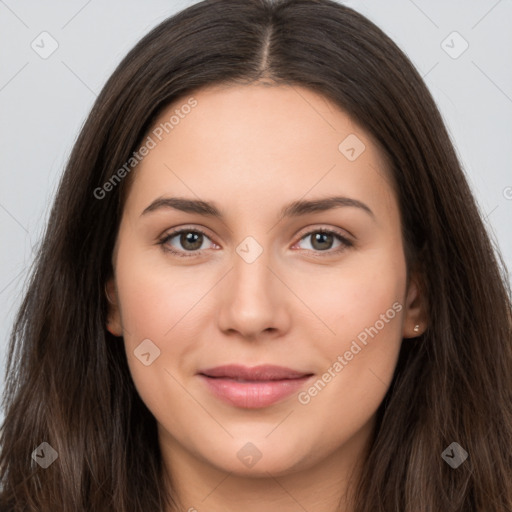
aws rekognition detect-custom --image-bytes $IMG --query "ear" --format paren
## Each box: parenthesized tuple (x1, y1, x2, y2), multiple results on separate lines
(105, 277, 123, 337)
(402, 270, 428, 339)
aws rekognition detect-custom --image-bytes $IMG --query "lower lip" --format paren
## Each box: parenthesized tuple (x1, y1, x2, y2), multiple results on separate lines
(198, 374, 313, 409)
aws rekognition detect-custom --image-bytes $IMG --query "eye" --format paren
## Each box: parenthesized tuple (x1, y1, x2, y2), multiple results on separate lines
(158, 226, 353, 258)
(158, 227, 216, 258)
(293, 228, 353, 256)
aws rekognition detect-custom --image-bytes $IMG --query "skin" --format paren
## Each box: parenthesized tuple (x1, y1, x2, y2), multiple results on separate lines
(106, 83, 427, 512)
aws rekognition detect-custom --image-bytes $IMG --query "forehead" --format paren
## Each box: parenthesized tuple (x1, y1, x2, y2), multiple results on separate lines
(124, 83, 396, 222)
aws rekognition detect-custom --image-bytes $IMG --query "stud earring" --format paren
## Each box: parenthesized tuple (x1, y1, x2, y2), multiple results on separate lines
(413, 324, 420, 333)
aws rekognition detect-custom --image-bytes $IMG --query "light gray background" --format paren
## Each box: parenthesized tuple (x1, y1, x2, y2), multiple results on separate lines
(1, 0, 511, 424)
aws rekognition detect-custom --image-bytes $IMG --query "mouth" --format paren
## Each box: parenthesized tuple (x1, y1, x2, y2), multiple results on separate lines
(197, 364, 314, 409)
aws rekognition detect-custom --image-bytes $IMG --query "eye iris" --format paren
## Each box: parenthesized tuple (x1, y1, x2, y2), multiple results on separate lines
(311, 232, 333, 251)
(181, 231, 203, 250)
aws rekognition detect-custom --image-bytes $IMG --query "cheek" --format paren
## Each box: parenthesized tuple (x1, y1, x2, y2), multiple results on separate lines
(294, 307, 404, 459)
(295, 243, 406, 424)
(115, 241, 206, 342)
(113, 243, 208, 396)
(296, 240, 406, 347)
(113, 247, 205, 426)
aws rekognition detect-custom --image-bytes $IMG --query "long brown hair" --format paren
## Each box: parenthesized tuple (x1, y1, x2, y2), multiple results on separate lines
(1, 0, 511, 510)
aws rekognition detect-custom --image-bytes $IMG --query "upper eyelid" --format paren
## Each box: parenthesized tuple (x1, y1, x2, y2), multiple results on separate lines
(295, 225, 353, 241)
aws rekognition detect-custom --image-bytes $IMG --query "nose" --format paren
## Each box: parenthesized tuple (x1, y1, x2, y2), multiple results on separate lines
(216, 241, 291, 341)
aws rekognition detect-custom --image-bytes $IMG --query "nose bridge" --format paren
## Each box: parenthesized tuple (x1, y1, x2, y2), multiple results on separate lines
(216, 232, 287, 336)
(231, 233, 275, 300)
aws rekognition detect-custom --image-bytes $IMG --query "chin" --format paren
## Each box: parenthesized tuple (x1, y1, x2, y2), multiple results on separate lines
(202, 439, 312, 477)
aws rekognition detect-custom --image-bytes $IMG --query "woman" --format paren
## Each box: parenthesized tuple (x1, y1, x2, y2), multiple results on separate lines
(1, 0, 511, 510)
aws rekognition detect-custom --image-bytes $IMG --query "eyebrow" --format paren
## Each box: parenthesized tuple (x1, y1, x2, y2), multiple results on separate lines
(140, 195, 375, 220)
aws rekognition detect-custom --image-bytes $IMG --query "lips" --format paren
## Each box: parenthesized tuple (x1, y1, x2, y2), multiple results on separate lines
(198, 364, 314, 408)
(198, 364, 311, 381)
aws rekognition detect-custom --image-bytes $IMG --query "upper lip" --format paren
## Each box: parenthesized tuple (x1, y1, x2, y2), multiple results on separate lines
(198, 364, 313, 381)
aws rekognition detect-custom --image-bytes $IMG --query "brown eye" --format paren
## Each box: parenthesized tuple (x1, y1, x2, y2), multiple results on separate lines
(177, 231, 204, 251)
(310, 232, 335, 251)
(159, 228, 214, 257)
(295, 229, 353, 255)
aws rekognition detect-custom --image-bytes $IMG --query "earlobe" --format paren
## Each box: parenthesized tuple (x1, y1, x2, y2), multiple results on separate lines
(104, 279, 123, 337)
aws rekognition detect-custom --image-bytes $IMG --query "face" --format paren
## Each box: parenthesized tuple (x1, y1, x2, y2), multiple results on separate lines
(106, 83, 425, 480)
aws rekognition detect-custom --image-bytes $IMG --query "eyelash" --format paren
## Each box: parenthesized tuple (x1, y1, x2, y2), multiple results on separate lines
(158, 226, 353, 258)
